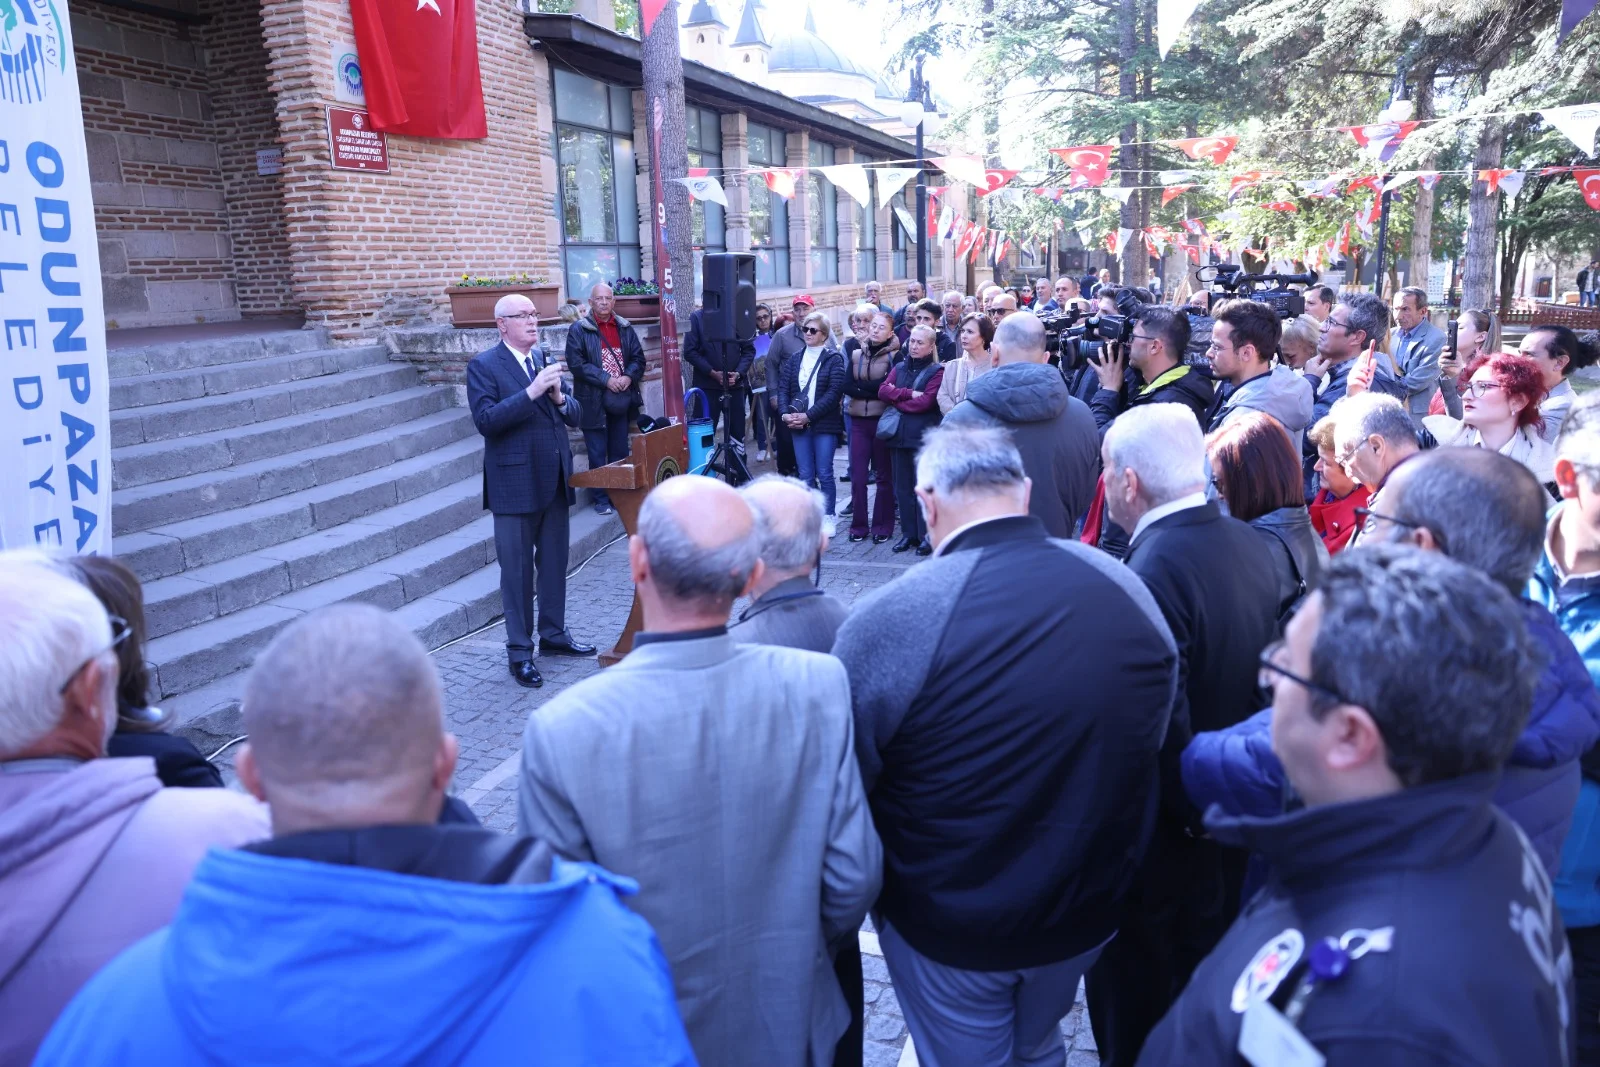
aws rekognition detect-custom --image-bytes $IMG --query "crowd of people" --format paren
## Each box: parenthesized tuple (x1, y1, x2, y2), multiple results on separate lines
(5, 270, 1600, 1067)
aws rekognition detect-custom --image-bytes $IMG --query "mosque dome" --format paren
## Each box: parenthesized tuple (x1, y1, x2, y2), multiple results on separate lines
(767, 14, 878, 80)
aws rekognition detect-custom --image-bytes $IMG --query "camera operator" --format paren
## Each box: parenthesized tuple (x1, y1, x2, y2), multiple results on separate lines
(1087, 305, 1214, 433)
(1062, 287, 1140, 407)
(1203, 299, 1313, 446)
(1183, 291, 1215, 367)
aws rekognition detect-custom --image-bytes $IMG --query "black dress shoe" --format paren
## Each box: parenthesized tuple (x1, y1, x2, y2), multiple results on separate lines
(849, 533, 866, 542)
(891, 537, 917, 553)
(915, 541, 933, 556)
(873, 534, 892, 545)
(510, 661, 543, 688)
(539, 637, 597, 656)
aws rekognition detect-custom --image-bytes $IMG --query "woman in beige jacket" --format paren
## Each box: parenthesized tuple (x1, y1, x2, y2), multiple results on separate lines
(937, 312, 996, 414)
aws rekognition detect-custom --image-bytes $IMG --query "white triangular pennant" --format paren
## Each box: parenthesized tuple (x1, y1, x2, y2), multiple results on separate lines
(876, 167, 919, 210)
(936, 205, 955, 240)
(1114, 227, 1133, 255)
(1381, 172, 1419, 193)
(1498, 170, 1527, 199)
(672, 175, 729, 208)
(819, 163, 872, 206)
(1101, 187, 1136, 204)
(1157, 0, 1202, 57)
(1540, 104, 1600, 158)
(931, 154, 989, 188)
(892, 203, 918, 238)
(1157, 169, 1195, 185)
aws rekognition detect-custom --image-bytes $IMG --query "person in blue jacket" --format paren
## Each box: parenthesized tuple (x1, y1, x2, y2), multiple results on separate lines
(1184, 447, 1600, 879)
(1144, 546, 1572, 1066)
(1530, 394, 1600, 1065)
(35, 604, 696, 1067)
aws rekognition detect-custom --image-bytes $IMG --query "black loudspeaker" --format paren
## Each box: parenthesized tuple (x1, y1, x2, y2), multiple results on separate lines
(702, 252, 757, 342)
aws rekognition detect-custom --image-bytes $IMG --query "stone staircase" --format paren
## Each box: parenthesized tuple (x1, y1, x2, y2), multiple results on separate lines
(110, 326, 504, 736)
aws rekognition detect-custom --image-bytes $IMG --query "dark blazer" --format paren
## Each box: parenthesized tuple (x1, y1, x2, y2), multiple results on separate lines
(1125, 501, 1280, 831)
(107, 730, 223, 789)
(466, 340, 581, 514)
(563, 315, 646, 431)
(682, 309, 755, 394)
(776, 344, 848, 436)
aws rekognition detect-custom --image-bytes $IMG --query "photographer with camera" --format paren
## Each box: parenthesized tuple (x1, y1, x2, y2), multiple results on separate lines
(1087, 305, 1214, 433)
(1203, 299, 1313, 446)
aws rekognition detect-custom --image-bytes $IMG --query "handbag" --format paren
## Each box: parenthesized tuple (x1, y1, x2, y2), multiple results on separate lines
(875, 406, 901, 440)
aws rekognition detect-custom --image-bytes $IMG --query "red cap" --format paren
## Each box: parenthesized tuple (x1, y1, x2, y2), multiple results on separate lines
(792, 294, 817, 308)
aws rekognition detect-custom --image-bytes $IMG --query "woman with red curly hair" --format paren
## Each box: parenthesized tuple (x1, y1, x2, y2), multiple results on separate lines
(1424, 351, 1555, 487)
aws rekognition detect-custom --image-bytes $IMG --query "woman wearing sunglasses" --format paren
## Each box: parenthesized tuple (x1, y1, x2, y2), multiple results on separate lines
(1425, 351, 1556, 490)
(777, 312, 848, 536)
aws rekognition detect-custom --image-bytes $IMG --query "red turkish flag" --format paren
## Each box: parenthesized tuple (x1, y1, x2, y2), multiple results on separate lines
(1229, 172, 1266, 197)
(1175, 136, 1238, 165)
(1181, 218, 1206, 235)
(688, 168, 709, 178)
(1103, 232, 1119, 253)
(1179, 241, 1201, 264)
(763, 169, 798, 199)
(1261, 201, 1299, 212)
(976, 170, 1021, 197)
(1346, 175, 1384, 195)
(1051, 145, 1116, 188)
(1577, 170, 1600, 211)
(955, 224, 979, 260)
(1162, 184, 1194, 205)
(348, 0, 487, 138)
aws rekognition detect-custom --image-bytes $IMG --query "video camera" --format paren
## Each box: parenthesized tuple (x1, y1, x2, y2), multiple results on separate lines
(1199, 264, 1319, 320)
(1048, 287, 1141, 371)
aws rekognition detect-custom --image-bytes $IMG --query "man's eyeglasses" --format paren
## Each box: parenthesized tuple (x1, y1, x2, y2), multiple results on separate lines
(1336, 437, 1373, 469)
(987, 308, 1005, 317)
(1130, 331, 1155, 344)
(1258, 639, 1349, 706)
(59, 614, 131, 695)
(1460, 380, 1503, 399)
(498, 312, 538, 322)
(1354, 506, 1444, 549)
(1322, 316, 1355, 333)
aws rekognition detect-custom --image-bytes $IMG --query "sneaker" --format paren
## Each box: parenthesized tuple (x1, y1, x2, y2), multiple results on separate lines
(593, 501, 615, 516)
(822, 515, 837, 538)
(756, 449, 768, 462)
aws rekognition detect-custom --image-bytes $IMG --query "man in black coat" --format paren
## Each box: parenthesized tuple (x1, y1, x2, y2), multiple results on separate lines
(682, 306, 756, 449)
(563, 284, 646, 516)
(466, 294, 595, 689)
(1087, 401, 1280, 1066)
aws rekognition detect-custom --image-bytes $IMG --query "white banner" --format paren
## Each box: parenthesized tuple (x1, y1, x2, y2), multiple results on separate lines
(1, 2, 111, 554)
(672, 175, 728, 207)
(875, 167, 918, 210)
(819, 163, 870, 207)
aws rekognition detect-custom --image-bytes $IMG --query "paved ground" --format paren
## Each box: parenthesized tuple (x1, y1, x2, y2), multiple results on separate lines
(429, 460, 1100, 1066)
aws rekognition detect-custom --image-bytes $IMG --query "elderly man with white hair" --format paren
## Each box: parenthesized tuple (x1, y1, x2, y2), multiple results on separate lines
(733, 475, 848, 652)
(519, 474, 880, 1067)
(1331, 391, 1421, 548)
(1086, 403, 1282, 1066)
(832, 424, 1176, 1067)
(36, 602, 694, 1066)
(0, 551, 267, 1064)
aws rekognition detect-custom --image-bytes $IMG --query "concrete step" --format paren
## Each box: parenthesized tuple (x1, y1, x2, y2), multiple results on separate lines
(142, 497, 495, 638)
(110, 345, 390, 411)
(146, 522, 501, 699)
(112, 436, 485, 581)
(113, 407, 476, 533)
(112, 385, 454, 490)
(111, 362, 420, 448)
(107, 326, 331, 379)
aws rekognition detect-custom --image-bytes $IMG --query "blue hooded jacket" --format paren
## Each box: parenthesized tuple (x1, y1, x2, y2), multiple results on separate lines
(34, 848, 698, 1067)
(1530, 531, 1600, 927)
(1182, 599, 1600, 877)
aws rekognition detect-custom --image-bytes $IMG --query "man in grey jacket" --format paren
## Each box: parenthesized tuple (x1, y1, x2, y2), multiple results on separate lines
(733, 476, 848, 653)
(1391, 285, 1445, 419)
(943, 312, 1100, 538)
(519, 475, 880, 1067)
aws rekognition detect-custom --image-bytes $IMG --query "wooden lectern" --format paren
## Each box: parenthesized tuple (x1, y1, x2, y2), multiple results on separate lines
(569, 423, 688, 666)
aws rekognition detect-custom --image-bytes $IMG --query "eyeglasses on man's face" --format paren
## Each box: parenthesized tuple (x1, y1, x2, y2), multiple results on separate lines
(498, 312, 538, 322)
(1321, 315, 1355, 333)
(1258, 639, 1349, 706)
(59, 614, 131, 695)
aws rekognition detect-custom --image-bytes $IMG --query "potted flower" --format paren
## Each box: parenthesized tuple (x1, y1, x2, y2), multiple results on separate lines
(446, 273, 560, 328)
(611, 277, 661, 321)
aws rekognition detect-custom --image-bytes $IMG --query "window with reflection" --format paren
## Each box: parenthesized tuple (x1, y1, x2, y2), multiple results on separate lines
(554, 69, 641, 298)
(686, 105, 726, 301)
(747, 122, 790, 290)
(856, 155, 878, 282)
(807, 140, 838, 284)
(890, 187, 911, 279)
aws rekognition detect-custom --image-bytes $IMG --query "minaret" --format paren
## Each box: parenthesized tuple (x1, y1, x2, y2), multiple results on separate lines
(680, 0, 730, 69)
(728, 0, 770, 83)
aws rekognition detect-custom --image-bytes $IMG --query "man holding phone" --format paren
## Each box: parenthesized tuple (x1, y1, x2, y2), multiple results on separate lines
(467, 294, 596, 689)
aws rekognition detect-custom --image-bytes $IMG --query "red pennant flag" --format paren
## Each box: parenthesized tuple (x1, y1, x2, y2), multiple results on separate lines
(1143, 233, 1161, 258)
(1346, 175, 1384, 195)
(976, 170, 1021, 197)
(1261, 201, 1299, 212)
(1183, 242, 1201, 264)
(1103, 232, 1119, 253)
(1175, 136, 1238, 165)
(763, 169, 798, 199)
(348, 0, 487, 138)
(1479, 168, 1521, 194)
(1343, 121, 1419, 163)
(687, 167, 709, 178)
(1051, 145, 1116, 188)
(1181, 218, 1206, 235)
(641, 0, 670, 33)
(955, 224, 979, 260)
(1148, 225, 1175, 243)
(1338, 223, 1352, 255)
(994, 238, 1012, 264)
(1229, 172, 1266, 197)
(1577, 169, 1600, 211)
(1162, 184, 1195, 205)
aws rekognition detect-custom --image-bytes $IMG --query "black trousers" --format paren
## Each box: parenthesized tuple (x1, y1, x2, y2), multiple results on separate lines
(832, 942, 864, 1067)
(492, 500, 570, 661)
(582, 411, 632, 507)
(769, 396, 798, 475)
(891, 447, 925, 542)
(1572, 923, 1600, 1064)
(1086, 827, 1248, 1066)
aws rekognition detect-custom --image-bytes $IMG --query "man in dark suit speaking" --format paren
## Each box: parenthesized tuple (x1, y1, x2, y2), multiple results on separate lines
(467, 294, 596, 688)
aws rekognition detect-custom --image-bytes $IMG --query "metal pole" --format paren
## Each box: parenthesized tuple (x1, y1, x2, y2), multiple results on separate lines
(913, 56, 927, 286)
(1373, 178, 1392, 297)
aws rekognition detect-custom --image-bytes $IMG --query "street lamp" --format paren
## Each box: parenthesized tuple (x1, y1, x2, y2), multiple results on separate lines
(905, 55, 935, 286)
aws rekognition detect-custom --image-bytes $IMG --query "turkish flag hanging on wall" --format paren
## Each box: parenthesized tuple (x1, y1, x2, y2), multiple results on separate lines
(348, 0, 488, 139)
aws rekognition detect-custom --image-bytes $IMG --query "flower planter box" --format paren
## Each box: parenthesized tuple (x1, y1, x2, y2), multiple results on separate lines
(446, 284, 560, 328)
(614, 294, 660, 321)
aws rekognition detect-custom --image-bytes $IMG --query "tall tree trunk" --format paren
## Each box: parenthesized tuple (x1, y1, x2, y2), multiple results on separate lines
(642, 0, 693, 327)
(1461, 117, 1503, 310)
(1407, 66, 1436, 297)
(1116, 0, 1139, 285)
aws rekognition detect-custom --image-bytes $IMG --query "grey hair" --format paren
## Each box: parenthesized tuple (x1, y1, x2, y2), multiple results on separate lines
(1309, 545, 1539, 787)
(941, 290, 964, 304)
(802, 311, 832, 339)
(1103, 403, 1207, 505)
(1331, 392, 1412, 453)
(1557, 393, 1600, 490)
(0, 551, 112, 754)
(915, 424, 1026, 498)
(993, 311, 1046, 358)
(1398, 285, 1428, 310)
(493, 293, 535, 318)
(1383, 447, 1547, 594)
(243, 604, 443, 798)
(1280, 313, 1319, 356)
(1341, 292, 1390, 349)
(908, 323, 936, 346)
(741, 475, 825, 572)
(638, 485, 762, 608)
(848, 304, 877, 326)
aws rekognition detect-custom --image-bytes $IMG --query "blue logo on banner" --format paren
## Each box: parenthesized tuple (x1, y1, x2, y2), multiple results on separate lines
(0, 0, 64, 105)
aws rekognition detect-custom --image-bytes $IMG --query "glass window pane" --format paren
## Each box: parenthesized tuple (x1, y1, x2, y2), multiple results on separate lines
(559, 126, 616, 244)
(748, 123, 771, 165)
(609, 85, 633, 133)
(685, 106, 701, 150)
(810, 250, 838, 284)
(772, 193, 788, 248)
(614, 137, 638, 245)
(621, 245, 641, 281)
(858, 250, 875, 278)
(704, 202, 725, 249)
(756, 247, 778, 288)
(893, 249, 907, 279)
(566, 246, 619, 298)
(554, 69, 608, 128)
(701, 111, 721, 153)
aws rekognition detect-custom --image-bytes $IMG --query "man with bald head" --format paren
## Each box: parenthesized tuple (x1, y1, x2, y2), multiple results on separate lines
(733, 475, 848, 652)
(468, 293, 595, 689)
(944, 311, 1100, 537)
(520, 475, 881, 1067)
(37, 603, 695, 1066)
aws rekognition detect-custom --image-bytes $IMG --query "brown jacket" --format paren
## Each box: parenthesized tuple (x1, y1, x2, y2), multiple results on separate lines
(843, 337, 898, 418)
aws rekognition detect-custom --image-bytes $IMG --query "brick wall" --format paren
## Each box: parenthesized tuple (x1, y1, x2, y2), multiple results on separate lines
(262, 0, 562, 340)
